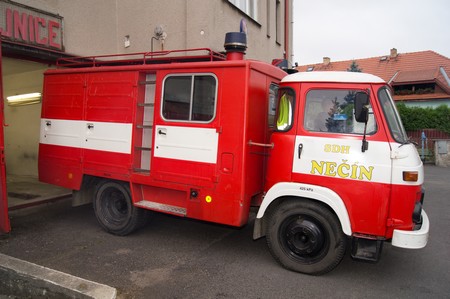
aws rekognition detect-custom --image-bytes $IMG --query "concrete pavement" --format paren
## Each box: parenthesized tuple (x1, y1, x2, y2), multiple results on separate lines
(0, 165, 448, 298)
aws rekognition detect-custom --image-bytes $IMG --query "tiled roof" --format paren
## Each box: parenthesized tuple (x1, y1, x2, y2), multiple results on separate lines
(296, 50, 450, 102)
(393, 68, 439, 84)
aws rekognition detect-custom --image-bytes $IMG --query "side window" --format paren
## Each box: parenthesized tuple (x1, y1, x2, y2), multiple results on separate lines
(162, 74, 217, 122)
(304, 89, 377, 134)
(268, 83, 279, 128)
(275, 88, 295, 131)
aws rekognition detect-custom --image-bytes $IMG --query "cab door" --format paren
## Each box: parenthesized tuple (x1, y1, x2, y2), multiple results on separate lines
(0, 37, 11, 234)
(291, 84, 392, 236)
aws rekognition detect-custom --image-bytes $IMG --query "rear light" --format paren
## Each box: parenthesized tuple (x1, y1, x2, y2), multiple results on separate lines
(403, 171, 418, 182)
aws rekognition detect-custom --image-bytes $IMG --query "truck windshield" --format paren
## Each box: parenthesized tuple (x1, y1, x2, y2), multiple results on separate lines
(378, 87, 408, 144)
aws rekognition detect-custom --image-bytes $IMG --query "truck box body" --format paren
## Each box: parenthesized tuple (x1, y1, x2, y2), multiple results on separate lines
(39, 59, 286, 227)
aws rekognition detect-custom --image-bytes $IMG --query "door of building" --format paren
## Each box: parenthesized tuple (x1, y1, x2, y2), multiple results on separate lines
(0, 36, 11, 234)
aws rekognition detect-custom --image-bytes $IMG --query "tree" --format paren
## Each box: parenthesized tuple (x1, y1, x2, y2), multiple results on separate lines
(347, 60, 362, 72)
(396, 103, 450, 133)
(325, 98, 344, 132)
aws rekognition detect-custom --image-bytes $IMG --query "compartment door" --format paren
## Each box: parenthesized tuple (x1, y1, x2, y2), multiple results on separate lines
(153, 125, 219, 185)
(151, 74, 219, 187)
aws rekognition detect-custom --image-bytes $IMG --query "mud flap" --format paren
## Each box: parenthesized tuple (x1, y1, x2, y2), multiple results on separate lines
(351, 237, 383, 262)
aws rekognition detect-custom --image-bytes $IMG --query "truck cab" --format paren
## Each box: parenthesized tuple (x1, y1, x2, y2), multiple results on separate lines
(254, 71, 429, 275)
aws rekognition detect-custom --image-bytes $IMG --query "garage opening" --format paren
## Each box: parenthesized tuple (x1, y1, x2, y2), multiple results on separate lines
(2, 57, 70, 211)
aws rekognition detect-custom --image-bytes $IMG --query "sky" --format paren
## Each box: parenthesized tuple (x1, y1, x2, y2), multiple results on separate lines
(292, 0, 450, 66)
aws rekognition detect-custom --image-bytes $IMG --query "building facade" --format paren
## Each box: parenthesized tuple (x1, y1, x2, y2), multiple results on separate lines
(1, 0, 293, 177)
(296, 49, 450, 109)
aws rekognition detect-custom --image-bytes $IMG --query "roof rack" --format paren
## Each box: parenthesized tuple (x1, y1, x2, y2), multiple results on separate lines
(56, 48, 226, 68)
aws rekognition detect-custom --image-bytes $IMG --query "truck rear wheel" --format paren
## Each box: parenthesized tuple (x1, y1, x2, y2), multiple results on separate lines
(265, 199, 346, 275)
(94, 180, 148, 236)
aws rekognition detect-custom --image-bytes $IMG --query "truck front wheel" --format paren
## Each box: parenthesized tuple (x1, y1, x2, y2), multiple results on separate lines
(94, 180, 148, 236)
(266, 199, 346, 275)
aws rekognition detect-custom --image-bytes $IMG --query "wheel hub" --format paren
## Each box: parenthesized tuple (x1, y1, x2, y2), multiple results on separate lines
(105, 189, 128, 220)
(285, 218, 325, 256)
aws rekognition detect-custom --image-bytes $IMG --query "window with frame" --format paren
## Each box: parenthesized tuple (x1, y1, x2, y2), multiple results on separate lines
(276, 0, 282, 44)
(304, 89, 377, 134)
(268, 83, 279, 127)
(162, 74, 217, 122)
(378, 87, 408, 143)
(275, 88, 295, 131)
(228, 0, 258, 21)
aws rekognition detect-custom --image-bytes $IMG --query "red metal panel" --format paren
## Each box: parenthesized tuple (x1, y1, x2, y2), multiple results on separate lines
(151, 158, 216, 187)
(38, 144, 82, 190)
(81, 71, 137, 180)
(83, 149, 132, 180)
(42, 73, 85, 120)
(39, 72, 84, 190)
(303, 174, 391, 237)
(85, 71, 137, 123)
(265, 134, 296, 189)
(386, 184, 422, 237)
(244, 70, 273, 204)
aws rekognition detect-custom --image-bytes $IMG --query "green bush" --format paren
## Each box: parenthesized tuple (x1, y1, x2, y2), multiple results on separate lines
(396, 103, 450, 133)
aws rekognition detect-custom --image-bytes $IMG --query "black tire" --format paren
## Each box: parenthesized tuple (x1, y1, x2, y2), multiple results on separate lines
(93, 180, 148, 236)
(265, 199, 346, 275)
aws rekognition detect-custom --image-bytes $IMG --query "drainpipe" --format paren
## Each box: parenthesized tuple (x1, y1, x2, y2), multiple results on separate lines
(284, 0, 290, 62)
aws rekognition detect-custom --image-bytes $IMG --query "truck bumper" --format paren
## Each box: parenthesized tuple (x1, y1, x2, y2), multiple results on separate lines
(392, 210, 429, 249)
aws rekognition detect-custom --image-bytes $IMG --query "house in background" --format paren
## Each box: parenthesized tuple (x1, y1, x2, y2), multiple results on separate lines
(297, 49, 450, 108)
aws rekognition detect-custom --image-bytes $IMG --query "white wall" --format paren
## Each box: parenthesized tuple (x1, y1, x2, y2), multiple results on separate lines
(3, 67, 46, 176)
(12, 0, 291, 63)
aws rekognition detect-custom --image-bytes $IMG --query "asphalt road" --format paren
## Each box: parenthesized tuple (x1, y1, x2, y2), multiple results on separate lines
(0, 165, 449, 299)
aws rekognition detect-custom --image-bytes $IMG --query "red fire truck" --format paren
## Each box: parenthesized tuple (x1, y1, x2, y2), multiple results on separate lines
(38, 32, 429, 275)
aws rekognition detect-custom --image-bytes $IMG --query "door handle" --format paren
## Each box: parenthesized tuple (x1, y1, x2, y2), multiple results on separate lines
(248, 140, 274, 149)
(298, 143, 303, 159)
(87, 123, 94, 129)
(158, 129, 166, 135)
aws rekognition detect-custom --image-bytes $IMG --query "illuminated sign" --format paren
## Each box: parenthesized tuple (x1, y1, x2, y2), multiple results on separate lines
(0, 0, 64, 51)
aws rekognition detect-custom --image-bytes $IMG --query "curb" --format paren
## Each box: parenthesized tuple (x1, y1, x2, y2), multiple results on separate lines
(0, 253, 116, 299)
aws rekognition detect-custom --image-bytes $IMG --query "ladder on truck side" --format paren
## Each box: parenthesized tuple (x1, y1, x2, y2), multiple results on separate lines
(131, 73, 188, 217)
(134, 73, 155, 173)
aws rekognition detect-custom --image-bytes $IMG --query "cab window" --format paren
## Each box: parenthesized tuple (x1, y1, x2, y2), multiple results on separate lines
(275, 88, 295, 131)
(304, 89, 377, 134)
(378, 87, 408, 143)
(162, 74, 217, 122)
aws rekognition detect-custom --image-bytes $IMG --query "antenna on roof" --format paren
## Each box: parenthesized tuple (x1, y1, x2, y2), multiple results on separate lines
(240, 18, 248, 35)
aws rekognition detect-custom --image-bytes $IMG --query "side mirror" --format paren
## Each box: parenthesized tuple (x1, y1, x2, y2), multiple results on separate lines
(354, 92, 370, 123)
